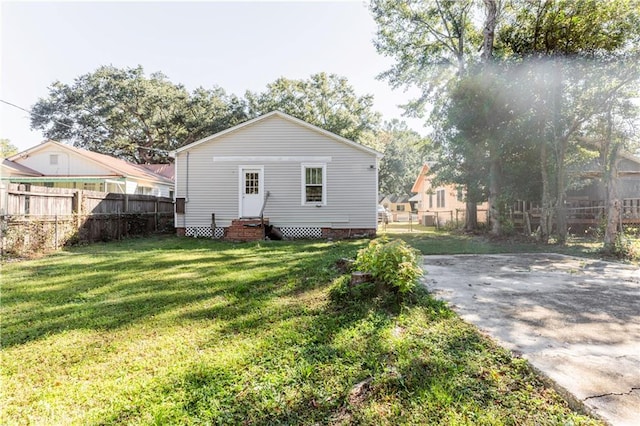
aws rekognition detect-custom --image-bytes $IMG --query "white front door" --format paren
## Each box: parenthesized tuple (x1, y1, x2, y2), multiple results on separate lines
(240, 167, 263, 217)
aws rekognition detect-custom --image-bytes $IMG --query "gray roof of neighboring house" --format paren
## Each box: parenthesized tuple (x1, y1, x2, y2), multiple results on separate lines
(1, 158, 43, 177)
(379, 193, 412, 204)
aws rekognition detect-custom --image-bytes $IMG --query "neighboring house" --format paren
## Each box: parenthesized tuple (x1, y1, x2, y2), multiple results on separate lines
(379, 193, 414, 222)
(566, 152, 640, 221)
(172, 111, 382, 240)
(379, 194, 413, 213)
(6, 140, 174, 197)
(411, 163, 488, 226)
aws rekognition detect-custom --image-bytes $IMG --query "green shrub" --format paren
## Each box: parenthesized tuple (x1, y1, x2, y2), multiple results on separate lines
(353, 237, 423, 294)
(609, 233, 639, 261)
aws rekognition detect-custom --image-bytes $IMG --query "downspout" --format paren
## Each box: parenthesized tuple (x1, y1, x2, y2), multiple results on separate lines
(184, 151, 189, 231)
(186, 151, 190, 203)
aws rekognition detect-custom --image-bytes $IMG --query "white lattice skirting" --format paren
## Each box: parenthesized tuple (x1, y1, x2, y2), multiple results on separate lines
(279, 227, 322, 239)
(185, 227, 225, 238)
(185, 226, 322, 240)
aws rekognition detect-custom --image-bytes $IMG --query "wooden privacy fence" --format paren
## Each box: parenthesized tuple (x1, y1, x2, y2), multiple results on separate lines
(0, 183, 174, 256)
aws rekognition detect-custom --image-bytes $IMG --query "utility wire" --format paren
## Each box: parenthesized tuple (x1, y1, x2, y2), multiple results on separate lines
(0, 98, 169, 154)
(1, 98, 75, 130)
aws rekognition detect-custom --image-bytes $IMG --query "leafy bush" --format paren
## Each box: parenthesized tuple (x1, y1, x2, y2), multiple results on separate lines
(608, 233, 639, 261)
(353, 237, 423, 294)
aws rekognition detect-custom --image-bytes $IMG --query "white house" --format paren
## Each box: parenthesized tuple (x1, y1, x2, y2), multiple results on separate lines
(6, 140, 174, 197)
(171, 111, 382, 241)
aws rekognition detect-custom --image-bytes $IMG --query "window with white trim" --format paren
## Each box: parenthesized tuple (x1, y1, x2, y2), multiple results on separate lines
(301, 163, 326, 205)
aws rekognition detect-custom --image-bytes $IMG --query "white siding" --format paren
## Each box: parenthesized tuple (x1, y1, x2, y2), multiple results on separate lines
(16, 146, 113, 176)
(175, 115, 378, 229)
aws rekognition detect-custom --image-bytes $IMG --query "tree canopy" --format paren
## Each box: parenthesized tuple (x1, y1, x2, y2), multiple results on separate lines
(1, 139, 18, 158)
(373, 120, 430, 195)
(30, 66, 247, 164)
(31, 68, 386, 164)
(245, 72, 381, 143)
(372, 0, 640, 242)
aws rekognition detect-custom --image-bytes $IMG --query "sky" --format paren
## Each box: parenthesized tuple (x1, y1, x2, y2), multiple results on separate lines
(0, 0, 425, 153)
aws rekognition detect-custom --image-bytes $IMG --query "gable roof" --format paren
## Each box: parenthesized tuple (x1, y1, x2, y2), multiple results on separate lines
(1, 159, 43, 177)
(410, 162, 438, 193)
(9, 140, 173, 185)
(411, 164, 430, 193)
(172, 110, 383, 158)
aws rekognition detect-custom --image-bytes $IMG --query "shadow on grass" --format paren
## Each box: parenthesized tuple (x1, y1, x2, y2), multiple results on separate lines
(1, 237, 366, 349)
(3, 235, 600, 425)
(110, 283, 564, 425)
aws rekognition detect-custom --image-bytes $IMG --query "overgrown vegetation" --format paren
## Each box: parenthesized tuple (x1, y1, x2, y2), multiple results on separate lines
(1, 236, 602, 425)
(353, 237, 423, 294)
(602, 231, 639, 261)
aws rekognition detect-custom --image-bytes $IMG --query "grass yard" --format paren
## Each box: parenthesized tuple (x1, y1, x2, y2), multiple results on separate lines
(1, 234, 603, 425)
(380, 222, 608, 258)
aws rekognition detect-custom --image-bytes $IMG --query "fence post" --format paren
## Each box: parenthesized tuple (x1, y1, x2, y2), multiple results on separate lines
(73, 190, 82, 229)
(154, 199, 159, 232)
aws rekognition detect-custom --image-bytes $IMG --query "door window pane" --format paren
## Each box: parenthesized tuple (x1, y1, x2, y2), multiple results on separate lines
(245, 172, 259, 195)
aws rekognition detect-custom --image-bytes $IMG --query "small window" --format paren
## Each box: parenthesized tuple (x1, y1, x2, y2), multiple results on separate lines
(301, 164, 326, 205)
(456, 187, 464, 202)
(50, 154, 58, 165)
(396, 205, 405, 211)
(437, 189, 446, 208)
(428, 193, 433, 209)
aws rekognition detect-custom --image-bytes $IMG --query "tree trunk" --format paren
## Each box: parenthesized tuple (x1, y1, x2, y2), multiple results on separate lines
(603, 159, 621, 251)
(482, 0, 497, 61)
(555, 147, 568, 244)
(539, 141, 553, 243)
(465, 196, 478, 231)
(489, 156, 502, 235)
(552, 59, 568, 244)
(603, 106, 621, 252)
(483, 0, 500, 235)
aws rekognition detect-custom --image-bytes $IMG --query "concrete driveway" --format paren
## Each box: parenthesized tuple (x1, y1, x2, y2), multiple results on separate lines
(421, 254, 640, 426)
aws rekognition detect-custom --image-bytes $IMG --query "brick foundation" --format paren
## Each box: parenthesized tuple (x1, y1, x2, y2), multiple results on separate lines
(224, 219, 268, 242)
(321, 228, 377, 239)
(178, 223, 376, 241)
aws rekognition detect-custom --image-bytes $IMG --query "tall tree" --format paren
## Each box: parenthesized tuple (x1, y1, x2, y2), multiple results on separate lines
(244, 73, 380, 143)
(481, 0, 504, 235)
(373, 120, 430, 195)
(371, 0, 484, 230)
(31, 65, 246, 164)
(498, 0, 640, 243)
(580, 60, 640, 253)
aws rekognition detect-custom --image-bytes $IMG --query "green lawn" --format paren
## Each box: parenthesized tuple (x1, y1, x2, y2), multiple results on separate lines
(381, 222, 607, 257)
(1, 235, 603, 425)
